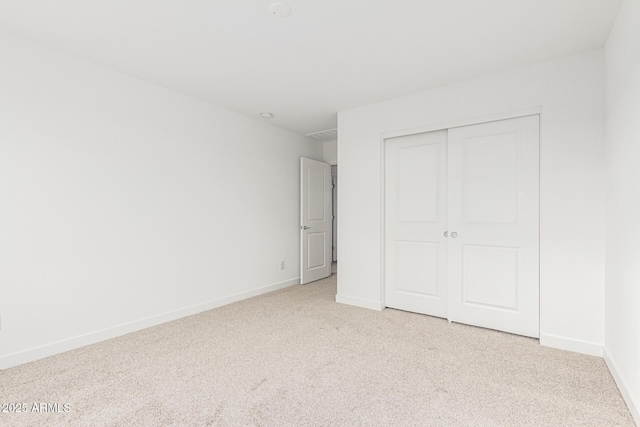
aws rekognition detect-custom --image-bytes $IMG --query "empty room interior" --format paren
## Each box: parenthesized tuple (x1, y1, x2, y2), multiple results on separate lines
(0, 0, 639, 426)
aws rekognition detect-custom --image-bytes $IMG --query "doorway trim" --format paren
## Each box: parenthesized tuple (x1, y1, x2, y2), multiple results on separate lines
(379, 106, 542, 311)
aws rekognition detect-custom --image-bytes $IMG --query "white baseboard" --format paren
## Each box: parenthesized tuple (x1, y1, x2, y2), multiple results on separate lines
(539, 333, 603, 357)
(604, 347, 640, 426)
(335, 294, 383, 311)
(0, 277, 300, 371)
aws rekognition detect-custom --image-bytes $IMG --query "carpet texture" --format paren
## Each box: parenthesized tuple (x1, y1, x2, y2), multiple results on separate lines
(0, 275, 634, 426)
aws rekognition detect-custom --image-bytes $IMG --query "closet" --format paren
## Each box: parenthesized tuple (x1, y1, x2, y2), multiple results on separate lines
(384, 115, 540, 338)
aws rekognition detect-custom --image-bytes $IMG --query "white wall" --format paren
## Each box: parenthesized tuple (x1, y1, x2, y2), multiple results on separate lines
(337, 50, 606, 356)
(604, 0, 640, 423)
(0, 33, 322, 369)
(323, 139, 337, 165)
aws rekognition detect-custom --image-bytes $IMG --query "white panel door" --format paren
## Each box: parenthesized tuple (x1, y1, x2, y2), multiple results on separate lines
(384, 131, 448, 317)
(300, 158, 332, 284)
(447, 115, 540, 337)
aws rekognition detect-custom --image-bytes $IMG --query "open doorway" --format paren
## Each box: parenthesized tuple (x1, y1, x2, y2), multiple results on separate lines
(306, 132, 337, 277)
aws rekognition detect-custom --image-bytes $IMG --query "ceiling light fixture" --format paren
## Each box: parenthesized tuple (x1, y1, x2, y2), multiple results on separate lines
(270, 3, 291, 18)
(261, 112, 274, 119)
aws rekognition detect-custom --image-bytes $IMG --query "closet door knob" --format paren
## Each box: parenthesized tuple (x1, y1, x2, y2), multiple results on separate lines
(451, 232, 458, 238)
(444, 231, 448, 237)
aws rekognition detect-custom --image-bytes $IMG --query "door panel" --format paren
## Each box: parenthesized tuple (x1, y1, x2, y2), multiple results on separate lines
(462, 245, 519, 310)
(307, 168, 326, 220)
(307, 232, 326, 269)
(301, 158, 332, 284)
(398, 144, 439, 222)
(447, 115, 539, 337)
(396, 241, 439, 296)
(463, 132, 519, 225)
(384, 130, 447, 317)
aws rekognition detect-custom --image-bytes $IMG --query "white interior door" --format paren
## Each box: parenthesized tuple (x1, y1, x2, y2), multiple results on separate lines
(384, 130, 448, 317)
(300, 158, 332, 284)
(447, 115, 540, 337)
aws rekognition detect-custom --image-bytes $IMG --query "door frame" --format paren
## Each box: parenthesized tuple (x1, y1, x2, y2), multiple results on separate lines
(379, 107, 542, 323)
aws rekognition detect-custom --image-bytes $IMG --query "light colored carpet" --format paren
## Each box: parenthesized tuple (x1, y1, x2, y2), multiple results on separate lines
(0, 275, 634, 426)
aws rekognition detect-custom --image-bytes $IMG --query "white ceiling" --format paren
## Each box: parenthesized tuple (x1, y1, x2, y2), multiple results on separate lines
(0, 0, 622, 135)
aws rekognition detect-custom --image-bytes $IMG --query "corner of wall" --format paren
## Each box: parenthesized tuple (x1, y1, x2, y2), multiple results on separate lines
(322, 139, 338, 165)
(604, 347, 640, 425)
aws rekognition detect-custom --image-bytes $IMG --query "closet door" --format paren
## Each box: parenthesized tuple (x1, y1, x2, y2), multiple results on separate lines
(384, 130, 448, 317)
(447, 115, 540, 337)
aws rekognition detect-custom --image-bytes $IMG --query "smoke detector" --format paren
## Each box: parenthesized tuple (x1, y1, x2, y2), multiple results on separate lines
(261, 112, 274, 119)
(270, 3, 291, 18)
